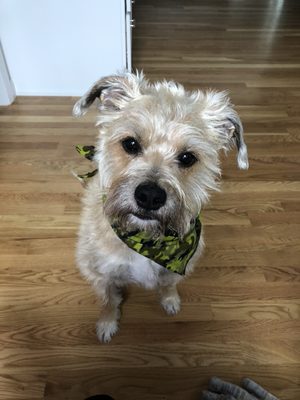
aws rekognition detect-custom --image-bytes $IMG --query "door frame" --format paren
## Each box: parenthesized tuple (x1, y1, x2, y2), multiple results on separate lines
(125, 0, 133, 71)
(0, 40, 15, 105)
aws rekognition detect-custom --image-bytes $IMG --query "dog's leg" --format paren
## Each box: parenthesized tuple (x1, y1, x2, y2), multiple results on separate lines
(93, 282, 123, 343)
(159, 283, 181, 315)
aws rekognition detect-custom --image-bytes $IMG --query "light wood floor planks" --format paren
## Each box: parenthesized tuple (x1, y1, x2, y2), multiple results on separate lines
(1, 0, 300, 399)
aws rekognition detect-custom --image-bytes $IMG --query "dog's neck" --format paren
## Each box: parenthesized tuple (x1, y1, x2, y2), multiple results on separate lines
(110, 214, 202, 275)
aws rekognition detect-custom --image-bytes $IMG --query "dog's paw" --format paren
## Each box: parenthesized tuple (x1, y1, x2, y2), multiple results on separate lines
(161, 295, 181, 315)
(96, 319, 119, 343)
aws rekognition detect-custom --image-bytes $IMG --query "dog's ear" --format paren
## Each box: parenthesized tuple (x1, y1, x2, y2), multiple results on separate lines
(200, 91, 249, 169)
(73, 72, 143, 117)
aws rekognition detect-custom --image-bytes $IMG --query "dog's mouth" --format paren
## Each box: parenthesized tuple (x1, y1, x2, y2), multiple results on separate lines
(103, 185, 183, 234)
(126, 211, 164, 234)
(130, 212, 157, 221)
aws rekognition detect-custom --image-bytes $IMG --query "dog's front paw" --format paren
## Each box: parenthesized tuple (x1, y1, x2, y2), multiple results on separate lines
(96, 319, 119, 343)
(161, 295, 181, 315)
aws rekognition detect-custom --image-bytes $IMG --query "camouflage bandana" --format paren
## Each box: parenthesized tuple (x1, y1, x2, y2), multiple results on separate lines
(75, 145, 202, 275)
(75, 145, 98, 183)
(112, 217, 201, 275)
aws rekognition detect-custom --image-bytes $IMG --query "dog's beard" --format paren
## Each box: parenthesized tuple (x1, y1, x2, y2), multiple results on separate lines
(103, 179, 192, 238)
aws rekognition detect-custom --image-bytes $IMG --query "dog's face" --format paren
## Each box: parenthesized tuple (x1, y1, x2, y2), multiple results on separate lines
(74, 73, 248, 236)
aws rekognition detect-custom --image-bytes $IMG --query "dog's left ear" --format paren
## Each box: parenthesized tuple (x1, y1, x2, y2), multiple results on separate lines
(200, 91, 249, 169)
(73, 72, 143, 117)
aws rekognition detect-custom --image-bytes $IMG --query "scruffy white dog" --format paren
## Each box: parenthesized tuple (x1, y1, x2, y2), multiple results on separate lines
(73, 72, 248, 343)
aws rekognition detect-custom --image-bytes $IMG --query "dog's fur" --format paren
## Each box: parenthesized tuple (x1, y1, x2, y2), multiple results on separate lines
(73, 72, 248, 343)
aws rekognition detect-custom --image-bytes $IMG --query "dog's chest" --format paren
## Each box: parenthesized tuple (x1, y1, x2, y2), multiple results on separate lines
(128, 252, 161, 288)
(92, 242, 162, 289)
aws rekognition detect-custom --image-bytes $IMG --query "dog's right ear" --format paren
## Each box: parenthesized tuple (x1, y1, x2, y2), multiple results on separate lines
(73, 72, 144, 117)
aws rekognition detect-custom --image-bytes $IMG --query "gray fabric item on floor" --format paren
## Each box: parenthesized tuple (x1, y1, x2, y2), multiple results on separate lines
(202, 377, 279, 400)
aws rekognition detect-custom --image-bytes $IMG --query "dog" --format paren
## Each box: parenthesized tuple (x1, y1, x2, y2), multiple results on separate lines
(73, 71, 248, 343)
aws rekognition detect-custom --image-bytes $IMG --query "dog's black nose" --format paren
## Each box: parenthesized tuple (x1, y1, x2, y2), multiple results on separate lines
(134, 182, 167, 211)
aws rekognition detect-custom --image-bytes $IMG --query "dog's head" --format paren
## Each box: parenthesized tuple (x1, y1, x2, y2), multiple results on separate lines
(74, 72, 248, 236)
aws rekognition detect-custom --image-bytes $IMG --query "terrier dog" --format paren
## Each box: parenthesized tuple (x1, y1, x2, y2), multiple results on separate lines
(73, 72, 248, 343)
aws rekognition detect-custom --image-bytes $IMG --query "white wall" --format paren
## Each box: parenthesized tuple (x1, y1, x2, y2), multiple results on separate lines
(0, 0, 127, 95)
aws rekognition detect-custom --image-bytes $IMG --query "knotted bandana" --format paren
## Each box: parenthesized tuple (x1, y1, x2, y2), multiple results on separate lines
(75, 145, 98, 182)
(75, 145, 202, 275)
(112, 217, 201, 275)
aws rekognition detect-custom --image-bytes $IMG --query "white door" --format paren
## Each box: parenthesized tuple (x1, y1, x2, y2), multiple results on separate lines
(0, 0, 131, 96)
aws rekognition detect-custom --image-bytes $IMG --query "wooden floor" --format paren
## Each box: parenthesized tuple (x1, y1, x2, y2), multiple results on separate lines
(1, 0, 300, 399)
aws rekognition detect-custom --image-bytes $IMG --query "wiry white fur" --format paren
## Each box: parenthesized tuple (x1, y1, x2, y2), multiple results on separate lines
(73, 100, 86, 117)
(200, 90, 249, 170)
(74, 72, 248, 342)
(237, 143, 249, 169)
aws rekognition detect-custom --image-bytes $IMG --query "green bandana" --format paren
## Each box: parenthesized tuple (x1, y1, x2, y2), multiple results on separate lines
(75, 145, 202, 275)
(75, 145, 98, 182)
(112, 217, 201, 275)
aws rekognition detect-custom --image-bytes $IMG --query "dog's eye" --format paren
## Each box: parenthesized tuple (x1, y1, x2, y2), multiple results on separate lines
(121, 137, 141, 155)
(178, 152, 197, 168)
